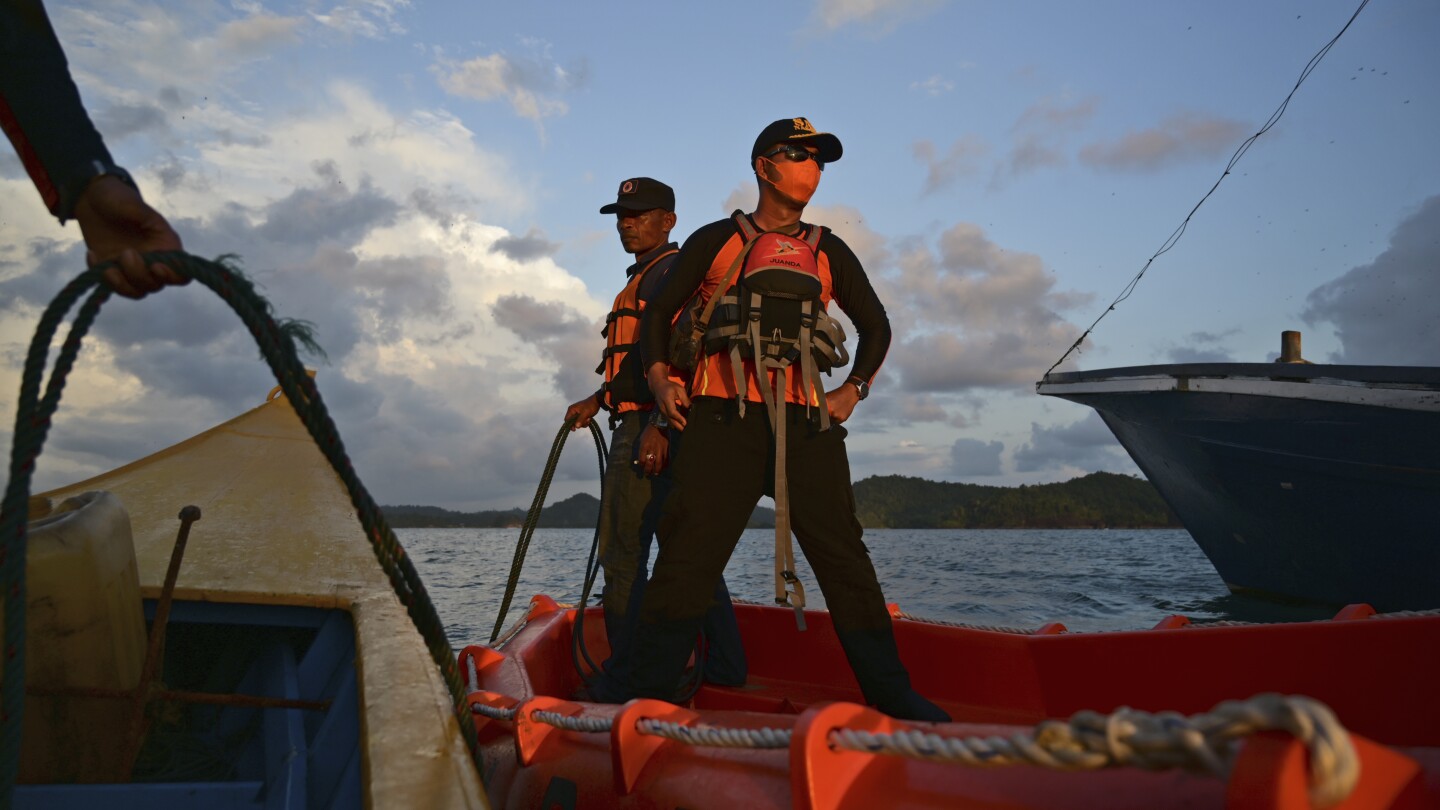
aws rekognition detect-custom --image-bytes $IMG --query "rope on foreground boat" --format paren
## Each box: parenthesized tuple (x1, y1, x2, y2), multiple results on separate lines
(474, 692, 1359, 807)
(489, 417, 607, 645)
(0, 253, 484, 801)
(832, 694, 1357, 806)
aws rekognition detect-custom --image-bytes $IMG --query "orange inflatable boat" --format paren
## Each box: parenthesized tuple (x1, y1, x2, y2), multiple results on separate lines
(460, 597, 1438, 809)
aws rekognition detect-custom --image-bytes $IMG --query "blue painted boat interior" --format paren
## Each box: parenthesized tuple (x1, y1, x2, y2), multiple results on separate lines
(15, 600, 362, 810)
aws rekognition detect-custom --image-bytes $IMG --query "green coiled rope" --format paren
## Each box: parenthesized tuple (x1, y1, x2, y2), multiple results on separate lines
(0, 252, 481, 803)
(489, 417, 608, 645)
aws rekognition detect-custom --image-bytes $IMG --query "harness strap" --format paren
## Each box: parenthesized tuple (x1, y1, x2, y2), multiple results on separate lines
(731, 343, 748, 420)
(803, 222, 823, 250)
(799, 306, 831, 432)
(684, 236, 761, 373)
(596, 340, 641, 373)
(767, 359, 806, 631)
(605, 307, 644, 323)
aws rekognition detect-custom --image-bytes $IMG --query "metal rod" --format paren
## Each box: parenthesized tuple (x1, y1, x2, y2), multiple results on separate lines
(119, 505, 201, 781)
(1280, 330, 1305, 363)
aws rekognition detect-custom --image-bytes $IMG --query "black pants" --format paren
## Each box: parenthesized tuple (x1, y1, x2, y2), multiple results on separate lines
(631, 396, 898, 698)
(595, 411, 746, 691)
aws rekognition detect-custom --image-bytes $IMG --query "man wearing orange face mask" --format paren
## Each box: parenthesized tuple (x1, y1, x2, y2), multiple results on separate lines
(621, 118, 950, 722)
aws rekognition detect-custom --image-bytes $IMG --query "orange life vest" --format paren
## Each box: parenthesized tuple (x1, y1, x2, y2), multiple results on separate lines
(691, 215, 837, 407)
(598, 247, 677, 413)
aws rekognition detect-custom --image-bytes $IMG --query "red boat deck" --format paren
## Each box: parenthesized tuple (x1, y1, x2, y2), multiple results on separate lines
(462, 597, 1440, 809)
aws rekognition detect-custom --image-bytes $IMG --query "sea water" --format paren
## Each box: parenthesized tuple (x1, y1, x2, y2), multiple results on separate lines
(399, 527, 1339, 647)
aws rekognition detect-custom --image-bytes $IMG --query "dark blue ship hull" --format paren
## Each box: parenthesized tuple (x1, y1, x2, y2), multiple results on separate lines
(1039, 363, 1440, 611)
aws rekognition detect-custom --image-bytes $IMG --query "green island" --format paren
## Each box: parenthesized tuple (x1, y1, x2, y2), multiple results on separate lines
(383, 471, 1179, 530)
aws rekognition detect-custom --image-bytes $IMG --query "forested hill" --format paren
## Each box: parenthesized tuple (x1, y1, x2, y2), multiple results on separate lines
(382, 493, 600, 529)
(853, 472, 1179, 529)
(383, 472, 1178, 529)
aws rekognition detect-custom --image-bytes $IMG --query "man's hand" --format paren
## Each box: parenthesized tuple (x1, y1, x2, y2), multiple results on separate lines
(647, 362, 691, 431)
(564, 393, 602, 430)
(634, 425, 670, 476)
(73, 175, 187, 299)
(826, 381, 861, 425)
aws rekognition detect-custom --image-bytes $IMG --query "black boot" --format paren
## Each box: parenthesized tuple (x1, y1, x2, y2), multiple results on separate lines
(698, 580, 748, 687)
(601, 602, 630, 675)
(835, 625, 950, 722)
(629, 617, 705, 702)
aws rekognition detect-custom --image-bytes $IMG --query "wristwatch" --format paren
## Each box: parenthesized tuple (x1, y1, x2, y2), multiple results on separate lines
(847, 377, 870, 400)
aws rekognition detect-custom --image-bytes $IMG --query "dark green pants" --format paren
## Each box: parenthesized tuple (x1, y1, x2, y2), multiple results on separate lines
(596, 410, 746, 688)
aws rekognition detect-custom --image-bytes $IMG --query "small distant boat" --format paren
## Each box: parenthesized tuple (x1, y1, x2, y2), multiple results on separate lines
(463, 595, 1440, 808)
(1037, 334, 1440, 611)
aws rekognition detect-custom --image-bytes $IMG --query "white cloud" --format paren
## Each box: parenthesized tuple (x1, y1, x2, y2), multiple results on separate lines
(1301, 195, 1440, 366)
(879, 223, 1090, 391)
(912, 136, 988, 194)
(432, 48, 584, 137)
(310, 0, 411, 39)
(809, 0, 948, 33)
(52, 4, 307, 95)
(1078, 111, 1249, 173)
(910, 75, 954, 96)
(0, 33, 607, 510)
(180, 82, 521, 219)
(950, 437, 1003, 476)
(1013, 411, 1136, 475)
(217, 13, 305, 54)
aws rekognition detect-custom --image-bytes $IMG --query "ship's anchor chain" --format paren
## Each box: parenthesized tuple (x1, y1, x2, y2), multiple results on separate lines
(473, 693, 1358, 807)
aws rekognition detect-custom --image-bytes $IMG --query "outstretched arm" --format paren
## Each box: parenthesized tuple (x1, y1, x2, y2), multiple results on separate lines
(1, 0, 186, 298)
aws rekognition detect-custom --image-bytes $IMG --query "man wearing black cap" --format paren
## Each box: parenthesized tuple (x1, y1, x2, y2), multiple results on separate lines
(564, 177, 746, 700)
(626, 119, 950, 722)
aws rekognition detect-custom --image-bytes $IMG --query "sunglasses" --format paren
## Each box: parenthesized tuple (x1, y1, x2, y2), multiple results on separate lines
(763, 144, 826, 170)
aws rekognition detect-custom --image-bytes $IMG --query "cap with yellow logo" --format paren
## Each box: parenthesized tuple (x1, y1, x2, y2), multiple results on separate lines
(750, 117, 843, 165)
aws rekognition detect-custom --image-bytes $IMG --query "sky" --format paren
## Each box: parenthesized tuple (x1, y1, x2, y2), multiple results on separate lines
(1, 0, 1437, 510)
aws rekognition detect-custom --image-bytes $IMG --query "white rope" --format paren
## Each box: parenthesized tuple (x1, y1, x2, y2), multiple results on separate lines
(531, 710, 613, 733)
(468, 690, 1356, 804)
(829, 694, 1357, 808)
(471, 702, 518, 722)
(636, 719, 793, 749)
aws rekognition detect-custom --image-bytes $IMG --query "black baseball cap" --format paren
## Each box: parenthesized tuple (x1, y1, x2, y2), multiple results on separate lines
(599, 177, 675, 214)
(750, 117, 843, 164)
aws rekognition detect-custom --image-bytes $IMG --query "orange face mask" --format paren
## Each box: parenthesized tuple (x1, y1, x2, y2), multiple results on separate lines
(758, 156, 822, 204)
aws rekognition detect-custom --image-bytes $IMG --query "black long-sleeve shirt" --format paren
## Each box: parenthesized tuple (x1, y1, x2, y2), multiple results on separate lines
(639, 213, 892, 390)
(0, 0, 117, 221)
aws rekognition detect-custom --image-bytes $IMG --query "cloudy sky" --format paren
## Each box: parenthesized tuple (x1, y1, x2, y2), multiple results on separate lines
(2, 0, 1436, 510)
